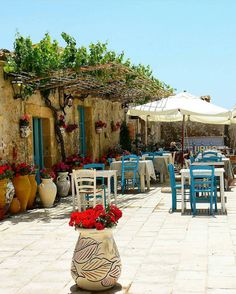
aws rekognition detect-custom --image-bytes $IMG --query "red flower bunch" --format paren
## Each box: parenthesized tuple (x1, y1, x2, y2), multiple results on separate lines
(69, 204, 122, 230)
(95, 120, 107, 129)
(65, 124, 78, 133)
(19, 114, 30, 126)
(40, 168, 55, 179)
(0, 164, 14, 180)
(52, 161, 70, 173)
(12, 162, 32, 177)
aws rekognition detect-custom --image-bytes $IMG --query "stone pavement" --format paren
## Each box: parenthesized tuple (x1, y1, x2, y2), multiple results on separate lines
(0, 183, 236, 294)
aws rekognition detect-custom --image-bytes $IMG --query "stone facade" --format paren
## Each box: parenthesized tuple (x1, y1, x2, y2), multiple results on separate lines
(0, 61, 124, 166)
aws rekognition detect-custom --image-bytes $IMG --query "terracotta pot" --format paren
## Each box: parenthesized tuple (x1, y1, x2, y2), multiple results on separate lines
(9, 198, 21, 214)
(12, 175, 31, 212)
(39, 178, 57, 208)
(0, 179, 8, 209)
(27, 174, 38, 209)
(71, 228, 121, 291)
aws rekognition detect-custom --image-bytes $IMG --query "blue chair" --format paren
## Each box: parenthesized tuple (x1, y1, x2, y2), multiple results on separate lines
(190, 165, 217, 215)
(198, 156, 222, 163)
(154, 151, 164, 156)
(121, 155, 140, 193)
(83, 163, 105, 185)
(83, 163, 107, 206)
(168, 163, 190, 211)
(203, 151, 218, 157)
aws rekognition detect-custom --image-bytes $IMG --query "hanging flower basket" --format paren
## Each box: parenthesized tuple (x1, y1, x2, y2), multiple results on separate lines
(95, 120, 106, 134)
(95, 127, 103, 134)
(19, 114, 31, 138)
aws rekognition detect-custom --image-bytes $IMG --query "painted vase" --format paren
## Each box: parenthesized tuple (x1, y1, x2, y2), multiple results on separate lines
(12, 175, 31, 212)
(5, 180, 15, 212)
(71, 228, 121, 291)
(56, 172, 70, 197)
(39, 178, 57, 208)
(27, 174, 38, 209)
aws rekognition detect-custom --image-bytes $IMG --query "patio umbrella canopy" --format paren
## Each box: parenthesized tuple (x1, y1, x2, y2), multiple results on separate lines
(128, 92, 232, 165)
(128, 92, 232, 125)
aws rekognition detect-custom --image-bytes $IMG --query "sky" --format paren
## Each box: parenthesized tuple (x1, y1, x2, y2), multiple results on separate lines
(1, 0, 235, 109)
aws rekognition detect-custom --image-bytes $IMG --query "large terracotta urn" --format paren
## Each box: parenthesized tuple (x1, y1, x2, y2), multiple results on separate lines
(71, 228, 121, 291)
(56, 172, 70, 197)
(12, 175, 31, 212)
(39, 178, 57, 208)
(27, 174, 38, 209)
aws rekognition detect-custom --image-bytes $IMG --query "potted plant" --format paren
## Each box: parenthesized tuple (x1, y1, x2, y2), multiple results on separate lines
(0, 164, 14, 218)
(38, 169, 57, 208)
(95, 120, 107, 134)
(12, 163, 32, 212)
(52, 162, 70, 197)
(27, 164, 38, 209)
(19, 114, 31, 138)
(57, 114, 67, 134)
(69, 204, 122, 291)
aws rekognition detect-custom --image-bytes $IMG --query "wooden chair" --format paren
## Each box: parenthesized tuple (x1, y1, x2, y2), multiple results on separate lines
(72, 169, 106, 211)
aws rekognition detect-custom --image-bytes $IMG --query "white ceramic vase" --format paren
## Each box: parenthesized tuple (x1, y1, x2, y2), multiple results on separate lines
(56, 172, 70, 197)
(39, 178, 57, 208)
(71, 228, 121, 291)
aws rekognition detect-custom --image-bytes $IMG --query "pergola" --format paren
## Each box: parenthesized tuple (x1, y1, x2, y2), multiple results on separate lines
(6, 62, 172, 103)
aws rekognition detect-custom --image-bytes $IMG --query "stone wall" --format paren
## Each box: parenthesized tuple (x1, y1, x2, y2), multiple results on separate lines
(160, 121, 224, 149)
(0, 61, 124, 165)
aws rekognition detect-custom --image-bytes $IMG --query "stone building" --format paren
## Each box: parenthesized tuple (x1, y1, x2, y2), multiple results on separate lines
(0, 60, 124, 168)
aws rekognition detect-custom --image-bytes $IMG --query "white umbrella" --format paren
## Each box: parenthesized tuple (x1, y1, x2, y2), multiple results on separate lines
(128, 92, 232, 164)
(128, 92, 232, 124)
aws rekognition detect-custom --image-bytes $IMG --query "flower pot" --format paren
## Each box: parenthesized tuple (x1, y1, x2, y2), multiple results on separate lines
(12, 175, 31, 212)
(56, 172, 70, 197)
(95, 128, 103, 134)
(27, 174, 37, 209)
(71, 228, 121, 291)
(5, 180, 15, 213)
(20, 126, 31, 138)
(39, 178, 57, 208)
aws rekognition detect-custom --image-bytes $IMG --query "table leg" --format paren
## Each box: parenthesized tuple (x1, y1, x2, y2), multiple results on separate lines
(160, 173, 164, 183)
(146, 175, 150, 190)
(140, 175, 145, 192)
(181, 174, 185, 214)
(107, 176, 111, 205)
(114, 174, 117, 205)
(72, 177, 75, 211)
(220, 173, 225, 213)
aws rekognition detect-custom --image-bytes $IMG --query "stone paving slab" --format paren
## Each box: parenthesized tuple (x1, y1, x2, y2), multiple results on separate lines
(0, 183, 236, 293)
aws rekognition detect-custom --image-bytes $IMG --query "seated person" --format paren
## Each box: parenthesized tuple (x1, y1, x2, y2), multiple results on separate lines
(167, 141, 179, 152)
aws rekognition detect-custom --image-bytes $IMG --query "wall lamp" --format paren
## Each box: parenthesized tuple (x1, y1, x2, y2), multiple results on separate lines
(11, 79, 23, 99)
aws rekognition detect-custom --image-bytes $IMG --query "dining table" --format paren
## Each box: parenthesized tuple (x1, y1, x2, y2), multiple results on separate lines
(180, 167, 225, 214)
(110, 159, 156, 192)
(142, 153, 172, 182)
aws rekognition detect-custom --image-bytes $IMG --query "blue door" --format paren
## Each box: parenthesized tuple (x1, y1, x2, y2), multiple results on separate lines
(78, 106, 86, 157)
(33, 118, 44, 182)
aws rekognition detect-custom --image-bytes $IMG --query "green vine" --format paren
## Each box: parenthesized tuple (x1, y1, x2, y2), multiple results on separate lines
(4, 32, 173, 99)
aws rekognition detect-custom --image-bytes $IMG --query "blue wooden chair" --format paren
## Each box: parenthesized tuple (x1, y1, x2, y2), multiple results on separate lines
(203, 151, 218, 157)
(198, 156, 222, 163)
(83, 163, 107, 206)
(121, 155, 140, 193)
(168, 163, 190, 211)
(83, 163, 105, 185)
(154, 151, 164, 156)
(190, 165, 217, 215)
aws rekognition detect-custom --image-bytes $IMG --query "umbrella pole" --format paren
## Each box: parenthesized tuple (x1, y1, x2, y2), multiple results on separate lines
(181, 115, 185, 167)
